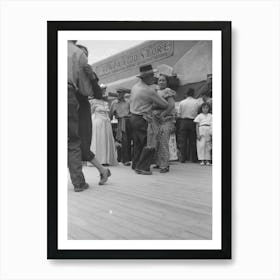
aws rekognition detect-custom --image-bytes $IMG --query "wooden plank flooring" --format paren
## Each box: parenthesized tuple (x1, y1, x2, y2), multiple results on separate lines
(68, 161, 212, 240)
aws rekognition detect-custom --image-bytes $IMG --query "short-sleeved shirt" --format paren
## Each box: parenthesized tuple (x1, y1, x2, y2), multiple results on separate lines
(178, 97, 200, 119)
(90, 99, 110, 120)
(130, 80, 159, 115)
(194, 113, 212, 126)
(110, 99, 130, 118)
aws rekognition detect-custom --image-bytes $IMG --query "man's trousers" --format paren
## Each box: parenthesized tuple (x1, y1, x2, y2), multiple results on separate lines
(130, 114, 155, 171)
(68, 87, 86, 188)
(120, 117, 132, 164)
(177, 118, 198, 163)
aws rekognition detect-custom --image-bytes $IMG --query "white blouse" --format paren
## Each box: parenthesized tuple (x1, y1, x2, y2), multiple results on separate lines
(194, 113, 212, 126)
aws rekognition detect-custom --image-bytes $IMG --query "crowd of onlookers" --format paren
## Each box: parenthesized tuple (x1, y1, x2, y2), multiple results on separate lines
(90, 70, 213, 171)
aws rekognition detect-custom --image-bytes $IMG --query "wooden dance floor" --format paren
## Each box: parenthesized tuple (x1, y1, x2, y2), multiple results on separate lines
(68, 162, 212, 240)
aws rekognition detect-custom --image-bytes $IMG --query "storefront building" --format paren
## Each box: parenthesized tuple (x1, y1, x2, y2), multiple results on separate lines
(91, 40, 212, 101)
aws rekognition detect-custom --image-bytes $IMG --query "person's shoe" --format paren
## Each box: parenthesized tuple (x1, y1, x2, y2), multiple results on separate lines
(123, 162, 131, 166)
(205, 161, 211, 166)
(200, 161, 205, 166)
(135, 169, 152, 175)
(99, 169, 111, 185)
(160, 166, 169, 173)
(153, 165, 160, 169)
(74, 183, 89, 192)
(83, 183, 89, 189)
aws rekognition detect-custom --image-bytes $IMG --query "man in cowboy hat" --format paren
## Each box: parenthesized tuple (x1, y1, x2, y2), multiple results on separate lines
(129, 64, 168, 175)
(110, 87, 132, 166)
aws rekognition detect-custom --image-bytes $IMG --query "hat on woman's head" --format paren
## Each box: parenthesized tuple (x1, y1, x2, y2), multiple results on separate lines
(137, 64, 158, 78)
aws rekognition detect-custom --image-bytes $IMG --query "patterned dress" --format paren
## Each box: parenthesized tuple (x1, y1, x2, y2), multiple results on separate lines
(169, 133, 178, 161)
(154, 88, 176, 168)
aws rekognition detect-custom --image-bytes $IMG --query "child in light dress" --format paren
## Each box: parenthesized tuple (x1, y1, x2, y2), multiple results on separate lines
(194, 102, 212, 166)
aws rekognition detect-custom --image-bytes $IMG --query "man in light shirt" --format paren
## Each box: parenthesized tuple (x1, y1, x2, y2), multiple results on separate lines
(130, 64, 168, 174)
(177, 88, 200, 163)
(110, 88, 132, 166)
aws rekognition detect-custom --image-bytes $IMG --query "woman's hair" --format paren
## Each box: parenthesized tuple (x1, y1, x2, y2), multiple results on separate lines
(199, 102, 211, 114)
(158, 74, 169, 87)
(201, 102, 210, 110)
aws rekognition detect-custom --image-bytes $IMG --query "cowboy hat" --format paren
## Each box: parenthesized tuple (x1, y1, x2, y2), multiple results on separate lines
(136, 64, 158, 78)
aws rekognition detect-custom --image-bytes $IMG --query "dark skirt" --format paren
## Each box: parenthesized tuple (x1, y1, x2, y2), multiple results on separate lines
(75, 93, 95, 161)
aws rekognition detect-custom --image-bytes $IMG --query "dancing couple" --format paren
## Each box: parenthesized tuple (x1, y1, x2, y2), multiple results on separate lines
(130, 64, 176, 175)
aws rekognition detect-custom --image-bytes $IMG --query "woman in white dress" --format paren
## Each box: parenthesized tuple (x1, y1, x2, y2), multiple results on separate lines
(194, 102, 212, 165)
(90, 87, 118, 166)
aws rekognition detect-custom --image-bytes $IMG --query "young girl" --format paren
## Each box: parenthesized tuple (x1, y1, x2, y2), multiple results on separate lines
(194, 102, 212, 166)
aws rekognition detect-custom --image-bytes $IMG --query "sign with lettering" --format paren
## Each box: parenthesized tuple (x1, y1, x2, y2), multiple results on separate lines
(95, 41, 174, 78)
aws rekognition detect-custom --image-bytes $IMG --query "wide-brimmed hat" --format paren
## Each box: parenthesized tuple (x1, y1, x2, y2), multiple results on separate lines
(136, 64, 158, 78)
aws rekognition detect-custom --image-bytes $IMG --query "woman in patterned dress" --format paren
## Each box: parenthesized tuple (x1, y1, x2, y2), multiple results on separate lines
(154, 74, 176, 173)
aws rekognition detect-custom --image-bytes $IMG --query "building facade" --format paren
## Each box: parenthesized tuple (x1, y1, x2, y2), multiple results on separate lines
(91, 40, 212, 101)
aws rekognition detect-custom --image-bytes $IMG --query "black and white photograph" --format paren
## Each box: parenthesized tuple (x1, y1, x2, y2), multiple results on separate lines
(2, 0, 280, 278)
(68, 40, 213, 237)
(48, 21, 231, 259)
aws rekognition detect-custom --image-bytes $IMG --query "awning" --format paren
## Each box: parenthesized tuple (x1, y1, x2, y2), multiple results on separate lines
(173, 41, 212, 84)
